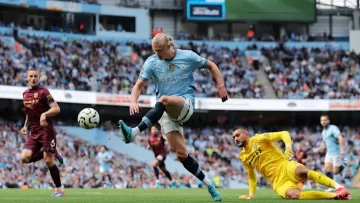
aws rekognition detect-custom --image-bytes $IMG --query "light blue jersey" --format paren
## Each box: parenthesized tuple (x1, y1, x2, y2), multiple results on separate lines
(97, 151, 112, 170)
(322, 124, 342, 155)
(139, 49, 206, 106)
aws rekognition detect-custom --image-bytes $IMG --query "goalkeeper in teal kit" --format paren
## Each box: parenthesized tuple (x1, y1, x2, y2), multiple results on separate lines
(119, 33, 228, 201)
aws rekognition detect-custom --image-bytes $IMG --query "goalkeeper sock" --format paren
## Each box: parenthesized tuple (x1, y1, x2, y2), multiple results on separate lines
(180, 154, 211, 186)
(299, 191, 334, 199)
(307, 170, 339, 189)
(133, 102, 166, 135)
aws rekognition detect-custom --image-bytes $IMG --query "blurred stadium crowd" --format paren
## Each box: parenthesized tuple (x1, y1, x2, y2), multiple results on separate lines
(0, 34, 264, 98)
(1, 33, 359, 99)
(1, 119, 360, 189)
(0, 4, 359, 190)
(263, 47, 360, 99)
(0, 120, 206, 189)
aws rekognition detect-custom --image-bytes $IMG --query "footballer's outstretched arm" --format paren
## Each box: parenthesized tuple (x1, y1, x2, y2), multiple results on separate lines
(338, 135, 345, 155)
(240, 165, 256, 199)
(205, 60, 225, 89)
(20, 114, 29, 135)
(130, 79, 146, 103)
(40, 102, 60, 126)
(129, 79, 146, 115)
(259, 131, 293, 148)
(205, 60, 228, 102)
(258, 131, 294, 159)
(43, 102, 61, 117)
(23, 114, 28, 127)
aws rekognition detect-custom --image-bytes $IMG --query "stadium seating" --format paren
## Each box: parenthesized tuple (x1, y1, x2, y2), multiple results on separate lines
(1, 25, 356, 99)
(263, 47, 360, 99)
(0, 120, 200, 189)
(1, 29, 359, 100)
(1, 118, 359, 189)
(0, 34, 264, 98)
(117, 123, 360, 188)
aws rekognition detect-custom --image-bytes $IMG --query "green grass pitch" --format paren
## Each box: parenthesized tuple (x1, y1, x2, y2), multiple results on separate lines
(0, 189, 356, 203)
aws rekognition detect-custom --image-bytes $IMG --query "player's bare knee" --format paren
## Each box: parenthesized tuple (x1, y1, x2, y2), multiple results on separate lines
(324, 166, 332, 173)
(20, 155, 31, 163)
(287, 194, 300, 199)
(325, 168, 332, 173)
(152, 160, 159, 168)
(175, 151, 188, 161)
(45, 158, 54, 167)
(295, 166, 309, 180)
(44, 153, 54, 167)
(333, 168, 340, 174)
(285, 190, 300, 199)
(158, 96, 170, 106)
(20, 151, 31, 163)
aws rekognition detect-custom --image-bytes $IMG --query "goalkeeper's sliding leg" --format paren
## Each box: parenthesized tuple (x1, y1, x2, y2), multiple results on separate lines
(283, 164, 350, 200)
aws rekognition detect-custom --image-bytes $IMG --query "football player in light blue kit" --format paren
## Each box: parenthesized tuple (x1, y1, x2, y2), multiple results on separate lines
(119, 33, 227, 201)
(314, 114, 346, 192)
(97, 145, 113, 187)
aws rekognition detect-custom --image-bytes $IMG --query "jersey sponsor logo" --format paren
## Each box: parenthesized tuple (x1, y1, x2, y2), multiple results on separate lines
(169, 64, 175, 72)
(150, 140, 161, 146)
(248, 148, 263, 166)
(159, 74, 188, 84)
(34, 93, 38, 98)
(23, 99, 40, 105)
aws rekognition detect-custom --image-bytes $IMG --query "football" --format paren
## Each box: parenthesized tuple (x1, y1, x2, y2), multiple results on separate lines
(77, 108, 100, 129)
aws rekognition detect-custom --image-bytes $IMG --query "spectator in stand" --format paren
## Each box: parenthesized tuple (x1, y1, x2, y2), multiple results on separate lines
(0, 117, 360, 189)
(152, 27, 159, 37)
(264, 47, 360, 99)
(0, 34, 265, 98)
(246, 25, 255, 41)
(152, 27, 164, 37)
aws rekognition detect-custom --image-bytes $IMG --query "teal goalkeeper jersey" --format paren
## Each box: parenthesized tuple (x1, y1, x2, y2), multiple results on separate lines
(139, 49, 206, 107)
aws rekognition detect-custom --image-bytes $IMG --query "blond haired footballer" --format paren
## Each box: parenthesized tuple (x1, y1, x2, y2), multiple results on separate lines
(119, 33, 227, 201)
(232, 126, 350, 200)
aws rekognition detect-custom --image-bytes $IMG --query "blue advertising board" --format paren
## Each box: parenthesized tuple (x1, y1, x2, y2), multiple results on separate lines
(186, 0, 225, 21)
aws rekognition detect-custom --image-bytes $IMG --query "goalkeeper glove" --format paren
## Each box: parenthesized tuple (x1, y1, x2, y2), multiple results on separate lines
(239, 195, 254, 199)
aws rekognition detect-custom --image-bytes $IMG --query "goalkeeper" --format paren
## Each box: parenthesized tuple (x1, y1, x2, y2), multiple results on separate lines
(232, 126, 350, 200)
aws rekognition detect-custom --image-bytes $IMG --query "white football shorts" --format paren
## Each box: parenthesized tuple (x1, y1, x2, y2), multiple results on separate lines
(324, 154, 342, 167)
(158, 97, 193, 136)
